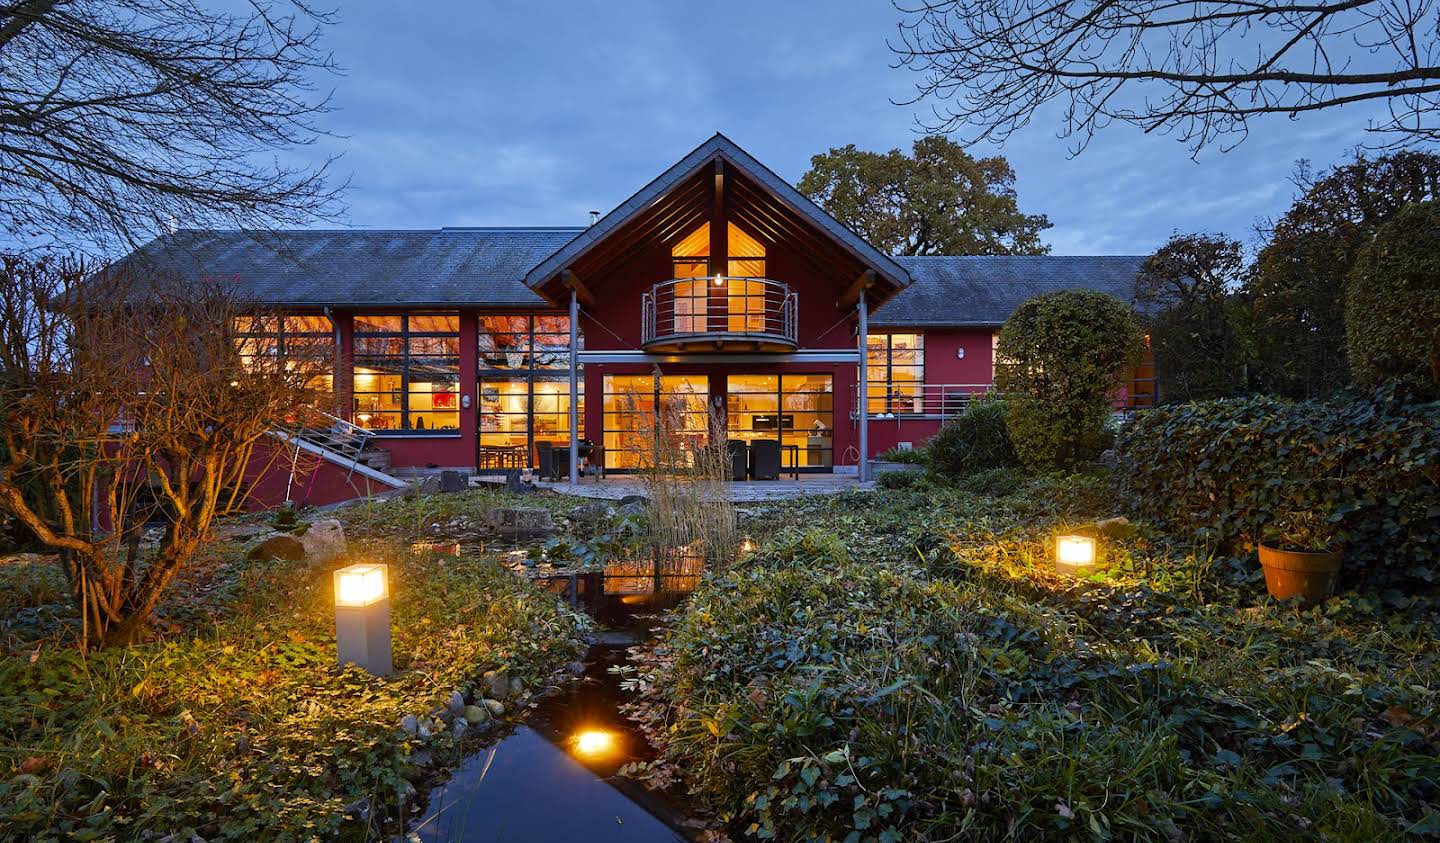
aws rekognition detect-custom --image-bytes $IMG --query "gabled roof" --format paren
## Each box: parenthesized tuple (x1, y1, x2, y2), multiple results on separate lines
(524, 133, 910, 294)
(118, 227, 582, 308)
(873, 255, 1146, 327)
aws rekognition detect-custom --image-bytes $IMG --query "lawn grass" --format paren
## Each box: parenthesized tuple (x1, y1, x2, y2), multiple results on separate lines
(624, 470, 1440, 841)
(0, 524, 590, 841)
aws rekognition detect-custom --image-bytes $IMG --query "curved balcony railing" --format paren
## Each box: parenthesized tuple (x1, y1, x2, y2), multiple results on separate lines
(641, 276, 798, 350)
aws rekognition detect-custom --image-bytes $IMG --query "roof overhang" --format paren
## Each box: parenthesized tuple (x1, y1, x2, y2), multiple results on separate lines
(525, 133, 910, 308)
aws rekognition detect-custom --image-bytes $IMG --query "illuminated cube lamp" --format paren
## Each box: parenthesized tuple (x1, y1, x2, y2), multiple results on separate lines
(1054, 535, 1098, 576)
(333, 562, 393, 676)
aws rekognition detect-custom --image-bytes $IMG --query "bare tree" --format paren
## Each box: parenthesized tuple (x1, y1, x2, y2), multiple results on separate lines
(892, 0, 1440, 153)
(0, 0, 342, 252)
(0, 255, 326, 647)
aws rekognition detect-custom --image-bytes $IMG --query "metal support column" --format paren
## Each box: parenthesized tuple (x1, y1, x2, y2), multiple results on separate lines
(568, 290, 580, 485)
(857, 290, 869, 483)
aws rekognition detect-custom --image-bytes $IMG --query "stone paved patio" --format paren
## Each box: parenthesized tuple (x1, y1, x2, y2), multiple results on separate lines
(537, 474, 873, 502)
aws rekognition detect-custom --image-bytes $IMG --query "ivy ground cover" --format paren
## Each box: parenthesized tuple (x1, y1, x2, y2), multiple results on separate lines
(623, 472, 1440, 841)
(0, 511, 589, 841)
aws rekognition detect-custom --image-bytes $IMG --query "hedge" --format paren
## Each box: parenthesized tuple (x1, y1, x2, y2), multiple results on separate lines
(925, 398, 1017, 476)
(1115, 387, 1440, 584)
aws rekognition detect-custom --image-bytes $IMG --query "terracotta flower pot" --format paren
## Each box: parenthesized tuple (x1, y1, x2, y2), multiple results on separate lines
(1258, 544, 1343, 605)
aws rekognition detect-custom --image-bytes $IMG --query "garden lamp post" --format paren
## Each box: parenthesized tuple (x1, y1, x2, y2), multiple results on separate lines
(333, 562, 393, 676)
(1054, 535, 1098, 576)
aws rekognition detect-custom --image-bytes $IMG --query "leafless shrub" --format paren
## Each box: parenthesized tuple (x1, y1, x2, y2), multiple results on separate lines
(0, 255, 328, 646)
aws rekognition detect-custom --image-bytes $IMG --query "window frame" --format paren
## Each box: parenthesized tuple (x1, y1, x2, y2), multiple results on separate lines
(866, 332, 926, 415)
(352, 313, 461, 435)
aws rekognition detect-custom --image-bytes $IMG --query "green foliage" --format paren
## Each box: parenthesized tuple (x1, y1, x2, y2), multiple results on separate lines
(1116, 388, 1440, 584)
(798, 135, 1051, 256)
(628, 477, 1440, 840)
(924, 398, 1017, 476)
(996, 290, 1144, 468)
(875, 470, 920, 490)
(1264, 510, 1343, 553)
(1346, 200, 1440, 396)
(0, 540, 589, 839)
(874, 446, 926, 465)
(1247, 151, 1440, 398)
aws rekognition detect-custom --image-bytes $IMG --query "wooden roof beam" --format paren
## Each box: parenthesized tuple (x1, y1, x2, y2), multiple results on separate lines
(561, 269, 597, 308)
(838, 269, 876, 309)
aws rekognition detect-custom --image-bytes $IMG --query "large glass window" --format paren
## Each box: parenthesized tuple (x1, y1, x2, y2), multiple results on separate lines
(232, 314, 335, 394)
(476, 315, 583, 467)
(727, 375, 833, 470)
(668, 222, 769, 335)
(352, 314, 460, 433)
(866, 333, 925, 414)
(603, 374, 709, 470)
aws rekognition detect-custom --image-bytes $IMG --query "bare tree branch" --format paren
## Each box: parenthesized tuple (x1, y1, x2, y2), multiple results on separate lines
(891, 0, 1440, 153)
(0, 0, 345, 253)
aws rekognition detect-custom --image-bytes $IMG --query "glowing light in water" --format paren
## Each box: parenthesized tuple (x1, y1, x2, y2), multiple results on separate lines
(572, 728, 618, 759)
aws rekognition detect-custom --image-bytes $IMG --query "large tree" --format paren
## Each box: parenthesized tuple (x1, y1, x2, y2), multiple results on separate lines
(0, 256, 326, 646)
(1136, 233, 1251, 402)
(798, 136, 1051, 256)
(0, 0, 341, 251)
(1246, 151, 1440, 398)
(891, 0, 1440, 153)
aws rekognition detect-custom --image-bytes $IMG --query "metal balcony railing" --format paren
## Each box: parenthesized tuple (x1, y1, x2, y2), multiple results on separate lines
(641, 276, 797, 349)
(854, 380, 1159, 419)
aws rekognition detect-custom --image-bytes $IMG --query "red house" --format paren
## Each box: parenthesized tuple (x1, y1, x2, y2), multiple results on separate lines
(124, 134, 1153, 504)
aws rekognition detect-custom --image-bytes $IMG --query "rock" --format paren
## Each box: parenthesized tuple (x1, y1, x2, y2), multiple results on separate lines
(1096, 516, 1137, 539)
(463, 704, 490, 725)
(617, 494, 648, 507)
(482, 669, 511, 700)
(565, 661, 586, 676)
(446, 691, 465, 716)
(482, 698, 505, 717)
(1098, 449, 1119, 469)
(509, 677, 525, 698)
(342, 797, 371, 821)
(399, 714, 419, 736)
(568, 502, 613, 524)
(440, 470, 467, 493)
(245, 533, 305, 562)
(484, 507, 556, 538)
(299, 518, 346, 562)
(451, 719, 467, 741)
(615, 501, 647, 518)
(417, 720, 432, 740)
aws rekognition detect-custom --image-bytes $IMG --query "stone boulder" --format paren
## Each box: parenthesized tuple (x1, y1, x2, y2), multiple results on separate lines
(245, 533, 305, 562)
(568, 502, 613, 525)
(484, 507, 556, 538)
(299, 519, 347, 562)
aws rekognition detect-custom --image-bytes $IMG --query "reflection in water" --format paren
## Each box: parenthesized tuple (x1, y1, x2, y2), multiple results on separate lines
(409, 546, 709, 841)
(409, 725, 684, 843)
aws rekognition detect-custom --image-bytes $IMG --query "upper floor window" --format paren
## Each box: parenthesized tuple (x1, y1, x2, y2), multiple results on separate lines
(352, 314, 460, 433)
(669, 222, 769, 334)
(478, 314, 579, 370)
(866, 332, 925, 414)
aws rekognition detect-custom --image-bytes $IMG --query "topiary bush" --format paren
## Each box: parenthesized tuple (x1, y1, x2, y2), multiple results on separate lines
(995, 289, 1145, 468)
(1115, 387, 1440, 585)
(925, 398, 1017, 476)
(1346, 200, 1440, 397)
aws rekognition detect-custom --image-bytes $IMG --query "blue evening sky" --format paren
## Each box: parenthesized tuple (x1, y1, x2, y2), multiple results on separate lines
(312, 2, 1394, 257)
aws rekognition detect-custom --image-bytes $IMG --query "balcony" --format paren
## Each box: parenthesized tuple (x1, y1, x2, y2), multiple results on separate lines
(641, 276, 797, 352)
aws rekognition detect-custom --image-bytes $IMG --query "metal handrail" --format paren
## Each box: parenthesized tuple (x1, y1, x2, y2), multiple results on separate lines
(853, 381, 1158, 419)
(641, 276, 798, 346)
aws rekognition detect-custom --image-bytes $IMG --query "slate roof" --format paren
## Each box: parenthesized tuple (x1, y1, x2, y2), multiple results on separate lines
(524, 133, 911, 292)
(118, 227, 583, 308)
(871, 255, 1147, 328)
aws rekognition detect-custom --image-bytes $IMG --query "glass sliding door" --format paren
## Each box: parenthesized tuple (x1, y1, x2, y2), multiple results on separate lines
(476, 315, 582, 468)
(602, 374, 709, 471)
(726, 375, 833, 470)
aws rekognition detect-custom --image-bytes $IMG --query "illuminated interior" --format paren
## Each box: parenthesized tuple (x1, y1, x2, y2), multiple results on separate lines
(602, 374, 709, 470)
(726, 375, 833, 468)
(352, 314, 460, 432)
(668, 222, 769, 335)
(867, 333, 925, 414)
(232, 314, 335, 395)
(477, 377, 583, 464)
